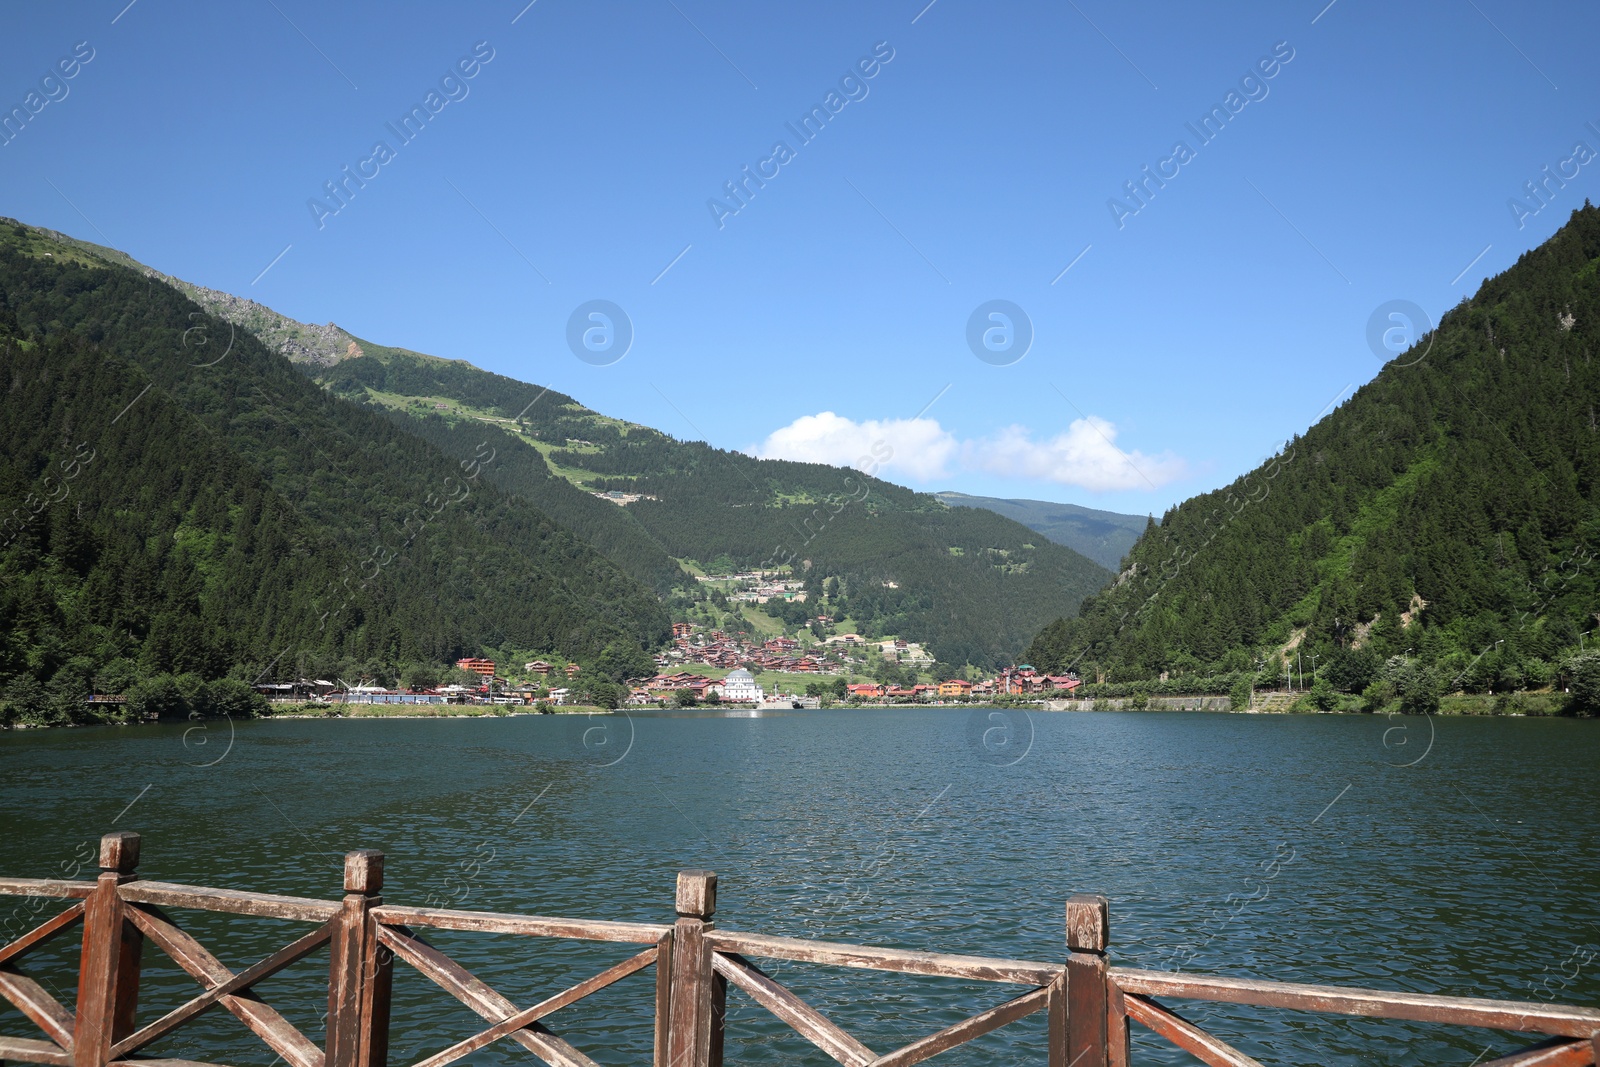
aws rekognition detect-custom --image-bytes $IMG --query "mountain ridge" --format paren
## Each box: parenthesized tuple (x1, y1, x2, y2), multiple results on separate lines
(933, 491, 1149, 570)
(2, 217, 1113, 671)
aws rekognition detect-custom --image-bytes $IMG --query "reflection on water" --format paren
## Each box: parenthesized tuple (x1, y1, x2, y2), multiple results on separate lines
(1, 710, 1596, 1065)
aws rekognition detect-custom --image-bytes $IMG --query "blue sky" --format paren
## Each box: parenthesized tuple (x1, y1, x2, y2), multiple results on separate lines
(3, 0, 1597, 517)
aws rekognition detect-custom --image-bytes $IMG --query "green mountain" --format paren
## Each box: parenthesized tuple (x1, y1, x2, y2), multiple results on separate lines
(156, 266, 1112, 668)
(1026, 204, 1600, 699)
(934, 492, 1149, 570)
(0, 219, 1113, 695)
(0, 219, 669, 723)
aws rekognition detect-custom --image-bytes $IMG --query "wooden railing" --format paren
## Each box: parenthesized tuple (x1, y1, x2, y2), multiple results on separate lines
(0, 833, 1596, 1067)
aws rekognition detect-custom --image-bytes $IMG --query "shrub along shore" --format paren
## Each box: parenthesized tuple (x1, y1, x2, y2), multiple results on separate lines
(0, 695, 1582, 729)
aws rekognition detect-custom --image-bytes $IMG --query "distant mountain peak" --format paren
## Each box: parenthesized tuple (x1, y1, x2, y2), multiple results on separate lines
(934, 491, 1149, 571)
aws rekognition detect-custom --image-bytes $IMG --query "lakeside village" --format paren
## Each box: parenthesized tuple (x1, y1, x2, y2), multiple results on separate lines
(71, 569, 1082, 719)
(240, 607, 1088, 710)
(247, 635, 1082, 710)
(195, 569, 1089, 713)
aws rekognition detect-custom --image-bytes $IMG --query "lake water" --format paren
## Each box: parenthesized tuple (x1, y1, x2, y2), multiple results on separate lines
(1, 709, 1596, 1065)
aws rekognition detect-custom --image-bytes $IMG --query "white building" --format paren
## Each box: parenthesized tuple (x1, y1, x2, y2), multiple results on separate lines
(714, 668, 764, 704)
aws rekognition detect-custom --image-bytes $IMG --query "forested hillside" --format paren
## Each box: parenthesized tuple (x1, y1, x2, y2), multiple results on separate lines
(1028, 205, 1600, 702)
(314, 348, 1113, 667)
(0, 218, 1111, 676)
(59, 228, 1114, 666)
(0, 222, 668, 724)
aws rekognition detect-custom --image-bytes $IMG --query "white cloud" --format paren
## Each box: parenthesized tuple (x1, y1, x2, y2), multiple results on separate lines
(751, 411, 958, 482)
(751, 412, 1186, 492)
(966, 418, 1188, 491)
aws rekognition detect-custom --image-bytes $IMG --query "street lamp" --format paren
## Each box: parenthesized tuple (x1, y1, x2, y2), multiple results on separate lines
(1309, 653, 1320, 684)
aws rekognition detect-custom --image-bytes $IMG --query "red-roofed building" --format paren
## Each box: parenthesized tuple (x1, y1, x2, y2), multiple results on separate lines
(998, 665, 1045, 694)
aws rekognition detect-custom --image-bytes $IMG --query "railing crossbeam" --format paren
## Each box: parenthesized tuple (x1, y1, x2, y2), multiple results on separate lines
(1109, 967, 1600, 1038)
(110, 921, 333, 1059)
(0, 904, 85, 968)
(0, 1033, 72, 1065)
(867, 984, 1050, 1067)
(1123, 993, 1264, 1067)
(408, 946, 657, 1067)
(711, 951, 875, 1067)
(0, 967, 75, 1048)
(1479, 1035, 1596, 1067)
(126, 903, 323, 1067)
(374, 925, 599, 1067)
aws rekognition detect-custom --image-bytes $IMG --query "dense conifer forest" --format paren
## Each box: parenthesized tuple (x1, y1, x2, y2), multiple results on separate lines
(0, 225, 668, 725)
(1027, 205, 1600, 712)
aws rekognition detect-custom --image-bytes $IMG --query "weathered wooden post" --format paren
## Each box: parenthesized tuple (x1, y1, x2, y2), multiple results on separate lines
(653, 927, 673, 1067)
(74, 832, 142, 1067)
(327, 850, 391, 1067)
(1105, 951, 1130, 1067)
(664, 870, 724, 1067)
(1062, 893, 1111, 1067)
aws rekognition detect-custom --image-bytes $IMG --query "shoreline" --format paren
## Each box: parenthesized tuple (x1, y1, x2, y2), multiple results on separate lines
(4, 697, 1591, 731)
(259, 704, 615, 719)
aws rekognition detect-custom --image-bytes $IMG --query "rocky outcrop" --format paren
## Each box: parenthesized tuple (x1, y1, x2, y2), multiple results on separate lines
(162, 275, 357, 368)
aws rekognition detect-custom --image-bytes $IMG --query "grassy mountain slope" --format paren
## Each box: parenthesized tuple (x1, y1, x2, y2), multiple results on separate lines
(934, 491, 1149, 570)
(311, 343, 692, 594)
(1026, 204, 1600, 692)
(0, 220, 669, 716)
